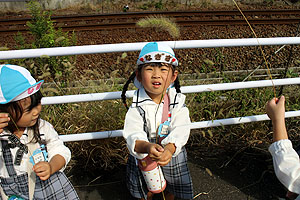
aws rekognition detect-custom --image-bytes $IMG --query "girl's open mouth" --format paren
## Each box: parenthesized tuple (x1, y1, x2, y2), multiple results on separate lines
(152, 82, 161, 85)
(152, 82, 161, 88)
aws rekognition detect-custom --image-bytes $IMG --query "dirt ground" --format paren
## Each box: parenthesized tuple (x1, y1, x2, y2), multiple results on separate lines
(187, 146, 286, 200)
(69, 145, 287, 200)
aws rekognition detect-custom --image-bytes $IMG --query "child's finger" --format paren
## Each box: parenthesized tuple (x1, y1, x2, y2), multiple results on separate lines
(37, 172, 50, 180)
(0, 122, 8, 128)
(149, 144, 163, 154)
(0, 113, 9, 118)
(151, 150, 163, 158)
(267, 97, 280, 107)
(155, 145, 164, 152)
(33, 162, 48, 172)
(270, 97, 278, 104)
(277, 96, 285, 105)
(35, 170, 46, 176)
(149, 155, 160, 161)
(33, 165, 44, 173)
(158, 158, 171, 166)
(0, 114, 10, 124)
(0, 114, 10, 133)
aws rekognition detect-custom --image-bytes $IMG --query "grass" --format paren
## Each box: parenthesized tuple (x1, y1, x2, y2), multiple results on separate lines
(187, 83, 300, 153)
(137, 16, 180, 39)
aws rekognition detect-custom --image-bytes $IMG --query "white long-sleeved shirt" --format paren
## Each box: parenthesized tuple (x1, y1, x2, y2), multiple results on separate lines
(269, 139, 300, 194)
(0, 119, 71, 178)
(123, 87, 191, 160)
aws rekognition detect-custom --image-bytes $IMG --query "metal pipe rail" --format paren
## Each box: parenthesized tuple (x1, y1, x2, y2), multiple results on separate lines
(41, 77, 300, 105)
(1, 37, 300, 60)
(59, 110, 300, 142)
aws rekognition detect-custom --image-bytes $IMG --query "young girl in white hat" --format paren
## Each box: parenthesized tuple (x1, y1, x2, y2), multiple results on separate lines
(122, 42, 193, 200)
(0, 64, 79, 200)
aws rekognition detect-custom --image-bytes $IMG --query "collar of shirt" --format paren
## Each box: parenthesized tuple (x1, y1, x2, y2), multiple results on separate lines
(0, 128, 29, 144)
(131, 87, 157, 108)
(131, 87, 181, 109)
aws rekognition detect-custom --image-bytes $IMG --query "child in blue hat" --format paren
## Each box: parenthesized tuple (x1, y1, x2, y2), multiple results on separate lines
(0, 64, 79, 200)
(122, 42, 193, 200)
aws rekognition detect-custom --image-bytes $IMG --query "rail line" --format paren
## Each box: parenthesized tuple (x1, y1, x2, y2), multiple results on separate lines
(0, 9, 299, 33)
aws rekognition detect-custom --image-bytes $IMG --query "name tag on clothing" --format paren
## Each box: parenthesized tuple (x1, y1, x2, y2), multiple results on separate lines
(29, 144, 48, 166)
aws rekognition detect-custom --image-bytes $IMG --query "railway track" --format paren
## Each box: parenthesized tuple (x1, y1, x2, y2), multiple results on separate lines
(0, 9, 300, 34)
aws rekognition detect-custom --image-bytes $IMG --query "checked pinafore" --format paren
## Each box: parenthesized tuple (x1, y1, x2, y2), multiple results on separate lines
(0, 140, 79, 200)
(126, 105, 193, 200)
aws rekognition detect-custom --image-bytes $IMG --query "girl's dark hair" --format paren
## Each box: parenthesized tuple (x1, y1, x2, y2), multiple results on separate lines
(174, 76, 181, 93)
(0, 90, 44, 144)
(121, 71, 136, 110)
(121, 63, 181, 110)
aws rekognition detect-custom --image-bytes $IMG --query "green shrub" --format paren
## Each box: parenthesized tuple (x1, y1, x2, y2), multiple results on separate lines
(7, 0, 77, 82)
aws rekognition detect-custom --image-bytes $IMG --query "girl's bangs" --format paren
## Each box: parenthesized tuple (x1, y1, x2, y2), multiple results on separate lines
(29, 91, 43, 110)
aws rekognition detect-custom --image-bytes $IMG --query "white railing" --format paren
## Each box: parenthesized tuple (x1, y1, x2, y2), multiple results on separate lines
(1, 37, 300, 60)
(1, 37, 300, 142)
(60, 111, 300, 142)
(41, 78, 300, 105)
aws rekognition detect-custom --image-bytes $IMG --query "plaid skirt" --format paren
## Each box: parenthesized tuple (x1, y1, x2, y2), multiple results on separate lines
(126, 147, 193, 199)
(0, 141, 79, 200)
(0, 171, 79, 200)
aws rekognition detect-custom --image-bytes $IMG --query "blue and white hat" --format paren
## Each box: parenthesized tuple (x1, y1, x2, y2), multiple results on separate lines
(134, 42, 178, 89)
(136, 42, 178, 67)
(0, 64, 44, 104)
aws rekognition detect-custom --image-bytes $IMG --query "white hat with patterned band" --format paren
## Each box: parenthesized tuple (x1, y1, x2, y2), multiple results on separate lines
(0, 64, 44, 104)
(136, 42, 178, 66)
(134, 42, 178, 88)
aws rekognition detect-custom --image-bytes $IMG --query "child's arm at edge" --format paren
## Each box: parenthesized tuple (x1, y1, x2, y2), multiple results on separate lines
(267, 96, 300, 194)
